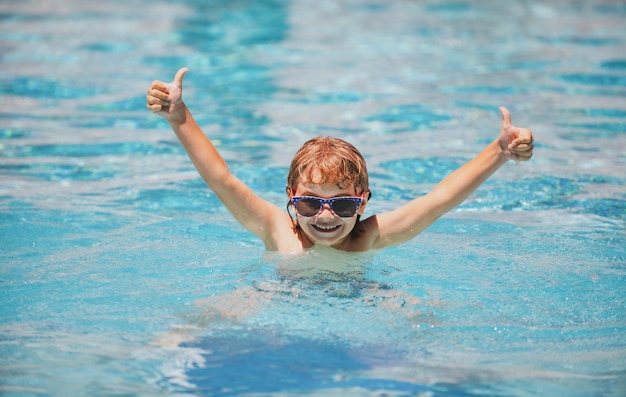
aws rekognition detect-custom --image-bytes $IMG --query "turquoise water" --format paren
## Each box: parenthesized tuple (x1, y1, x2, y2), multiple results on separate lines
(1, 0, 625, 396)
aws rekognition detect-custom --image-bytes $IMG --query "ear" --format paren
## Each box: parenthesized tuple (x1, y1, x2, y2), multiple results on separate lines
(286, 186, 294, 198)
(358, 190, 371, 215)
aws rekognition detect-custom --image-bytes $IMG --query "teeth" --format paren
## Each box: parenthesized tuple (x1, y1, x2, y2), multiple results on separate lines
(315, 224, 337, 230)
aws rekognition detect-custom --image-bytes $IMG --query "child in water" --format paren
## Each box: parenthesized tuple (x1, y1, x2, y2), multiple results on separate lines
(146, 68, 534, 254)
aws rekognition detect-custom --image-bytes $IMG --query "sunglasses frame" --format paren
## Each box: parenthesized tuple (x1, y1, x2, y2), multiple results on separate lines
(290, 196, 363, 218)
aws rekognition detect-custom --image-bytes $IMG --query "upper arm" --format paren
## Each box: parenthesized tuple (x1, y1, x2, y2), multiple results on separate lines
(367, 192, 447, 249)
(214, 173, 293, 249)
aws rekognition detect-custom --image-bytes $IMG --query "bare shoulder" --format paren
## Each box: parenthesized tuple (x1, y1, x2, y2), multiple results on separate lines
(344, 215, 382, 251)
(354, 194, 442, 249)
(264, 208, 308, 253)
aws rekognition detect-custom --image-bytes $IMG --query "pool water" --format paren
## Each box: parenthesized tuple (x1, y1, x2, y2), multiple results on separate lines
(1, 0, 625, 396)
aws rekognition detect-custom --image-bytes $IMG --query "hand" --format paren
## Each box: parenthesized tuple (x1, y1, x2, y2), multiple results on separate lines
(146, 67, 189, 122)
(498, 106, 534, 162)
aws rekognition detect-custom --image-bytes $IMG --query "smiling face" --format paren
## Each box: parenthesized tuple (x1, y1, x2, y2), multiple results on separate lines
(286, 136, 371, 248)
(290, 182, 366, 248)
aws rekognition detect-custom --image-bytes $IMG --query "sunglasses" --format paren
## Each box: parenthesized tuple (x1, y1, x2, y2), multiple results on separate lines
(291, 196, 362, 218)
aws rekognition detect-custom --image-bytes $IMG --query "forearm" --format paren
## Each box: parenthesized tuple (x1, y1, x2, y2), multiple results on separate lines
(167, 103, 230, 187)
(430, 139, 508, 213)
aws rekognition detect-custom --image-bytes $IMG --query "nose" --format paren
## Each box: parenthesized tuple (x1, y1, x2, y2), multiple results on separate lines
(317, 203, 335, 218)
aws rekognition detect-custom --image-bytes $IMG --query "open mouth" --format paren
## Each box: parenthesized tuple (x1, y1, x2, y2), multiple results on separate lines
(312, 224, 341, 233)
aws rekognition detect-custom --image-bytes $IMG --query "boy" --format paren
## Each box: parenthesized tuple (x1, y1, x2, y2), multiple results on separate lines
(147, 68, 534, 254)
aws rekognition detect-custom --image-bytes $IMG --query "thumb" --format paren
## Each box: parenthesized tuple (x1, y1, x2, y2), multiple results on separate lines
(499, 106, 512, 130)
(173, 67, 189, 87)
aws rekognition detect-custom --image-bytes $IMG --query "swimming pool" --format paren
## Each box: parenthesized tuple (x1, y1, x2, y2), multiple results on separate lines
(1, 0, 625, 395)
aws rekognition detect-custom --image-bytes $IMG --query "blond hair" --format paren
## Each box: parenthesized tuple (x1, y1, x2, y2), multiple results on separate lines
(287, 136, 369, 193)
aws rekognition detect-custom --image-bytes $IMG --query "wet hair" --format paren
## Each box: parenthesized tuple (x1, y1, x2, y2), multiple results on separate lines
(287, 136, 369, 193)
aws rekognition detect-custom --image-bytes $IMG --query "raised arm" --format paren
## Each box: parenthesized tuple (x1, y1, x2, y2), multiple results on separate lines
(146, 68, 290, 248)
(369, 106, 534, 249)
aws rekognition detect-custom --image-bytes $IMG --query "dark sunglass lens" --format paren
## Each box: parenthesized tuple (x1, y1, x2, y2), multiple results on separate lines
(332, 199, 358, 217)
(296, 198, 322, 217)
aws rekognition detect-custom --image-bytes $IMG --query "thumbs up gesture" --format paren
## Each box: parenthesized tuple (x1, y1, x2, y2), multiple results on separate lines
(498, 106, 534, 162)
(146, 67, 189, 123)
